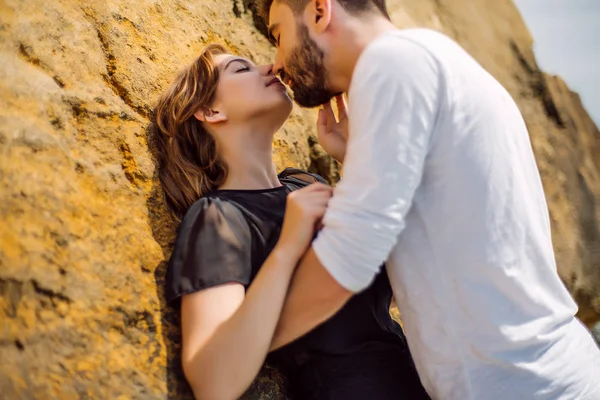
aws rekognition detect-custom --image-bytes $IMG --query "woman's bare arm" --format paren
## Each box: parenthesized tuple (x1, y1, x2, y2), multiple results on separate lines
(180, 183, 332, 400)
(181, 248, 296, 400)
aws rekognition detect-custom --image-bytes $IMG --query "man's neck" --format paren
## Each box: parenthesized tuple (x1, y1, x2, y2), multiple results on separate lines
(330, 15, 397, 91)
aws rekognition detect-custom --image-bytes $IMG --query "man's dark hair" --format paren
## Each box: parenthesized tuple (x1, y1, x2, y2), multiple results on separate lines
(257, 0, 390, 23)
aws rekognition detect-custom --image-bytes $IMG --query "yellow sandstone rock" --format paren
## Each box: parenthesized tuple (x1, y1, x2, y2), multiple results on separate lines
(1, 0, 598, 398)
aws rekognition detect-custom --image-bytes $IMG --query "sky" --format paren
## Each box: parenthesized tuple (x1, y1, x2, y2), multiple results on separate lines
(513, 0, 600, 127)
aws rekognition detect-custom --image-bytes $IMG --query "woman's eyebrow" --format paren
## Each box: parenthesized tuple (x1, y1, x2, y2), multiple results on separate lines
(222, 58, 250, 71)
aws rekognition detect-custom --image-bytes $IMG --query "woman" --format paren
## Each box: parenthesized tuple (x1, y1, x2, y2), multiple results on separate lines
(152, 44, 429, 400)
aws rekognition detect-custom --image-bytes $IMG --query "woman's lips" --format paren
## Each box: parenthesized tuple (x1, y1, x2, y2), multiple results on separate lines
(267, 77, 284, 87)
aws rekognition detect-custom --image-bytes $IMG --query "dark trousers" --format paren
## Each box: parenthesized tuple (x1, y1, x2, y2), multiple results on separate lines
(285, 342, 431, 400)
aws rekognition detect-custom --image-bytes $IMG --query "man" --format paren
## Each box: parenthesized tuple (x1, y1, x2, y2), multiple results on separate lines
(260, 0, 600, 399)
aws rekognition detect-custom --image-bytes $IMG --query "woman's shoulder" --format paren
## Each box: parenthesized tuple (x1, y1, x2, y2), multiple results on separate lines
(166, 195, 253, 304)
(179, 195, 248, 233)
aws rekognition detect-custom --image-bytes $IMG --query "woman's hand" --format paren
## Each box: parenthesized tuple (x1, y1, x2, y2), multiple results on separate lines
(317, 94, 349, 163)
(276, 183, 333, 260)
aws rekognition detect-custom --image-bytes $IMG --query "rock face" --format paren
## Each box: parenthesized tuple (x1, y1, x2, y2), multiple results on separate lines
(0, 0, 598, 398)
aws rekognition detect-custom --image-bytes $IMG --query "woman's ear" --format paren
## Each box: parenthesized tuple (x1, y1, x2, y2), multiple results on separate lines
(194, 108, 227, 124)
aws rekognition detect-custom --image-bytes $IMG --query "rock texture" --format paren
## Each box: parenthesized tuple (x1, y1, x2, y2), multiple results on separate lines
(0, 0, 598, 398)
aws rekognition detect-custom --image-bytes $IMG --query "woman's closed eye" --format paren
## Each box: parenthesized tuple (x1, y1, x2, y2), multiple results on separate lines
(236, 65, 250, 73)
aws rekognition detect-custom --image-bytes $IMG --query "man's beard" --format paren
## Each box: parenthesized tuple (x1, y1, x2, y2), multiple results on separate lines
(282, 23, 336, 108)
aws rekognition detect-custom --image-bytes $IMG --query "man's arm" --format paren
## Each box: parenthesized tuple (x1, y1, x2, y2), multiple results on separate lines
(270, 35, 443, 350)
(270, 248, 351, 350)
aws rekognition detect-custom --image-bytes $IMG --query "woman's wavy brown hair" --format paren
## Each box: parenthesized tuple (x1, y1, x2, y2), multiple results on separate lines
(150, 44, 229, 220)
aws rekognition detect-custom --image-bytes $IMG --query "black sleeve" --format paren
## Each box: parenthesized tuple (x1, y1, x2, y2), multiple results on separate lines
(165, 197, 252, 304)
(278, 167, 328, 185)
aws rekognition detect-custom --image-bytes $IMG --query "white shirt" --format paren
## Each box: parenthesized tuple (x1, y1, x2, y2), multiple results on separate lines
(313, 29, 600, 400)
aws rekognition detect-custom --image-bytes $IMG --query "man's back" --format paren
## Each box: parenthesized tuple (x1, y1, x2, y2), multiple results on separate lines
(315, 28, 600, 399)
(378, 29, 600, 399)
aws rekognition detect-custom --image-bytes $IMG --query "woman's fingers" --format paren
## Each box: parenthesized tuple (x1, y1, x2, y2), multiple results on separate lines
(335, 94, 348, 121)
(323, 101, 337, 126)
(305, 182, 333, 194)
(296, 184, 332, 217)
(318, 97, 347, 130)
(322, 101, 335, 118)
(317, 108, 326, 132)
(308, 189, 333, 217)
(317, 104, 334, 134)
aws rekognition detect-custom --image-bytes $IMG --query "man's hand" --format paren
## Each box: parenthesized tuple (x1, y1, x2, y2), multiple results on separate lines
(317, 94, 349, 163)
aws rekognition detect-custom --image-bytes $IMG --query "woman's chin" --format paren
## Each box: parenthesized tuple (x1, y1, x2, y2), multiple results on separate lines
(283, 99, 294, 116)
(277, 94, 294, 113)
(270, 101, 294, 128)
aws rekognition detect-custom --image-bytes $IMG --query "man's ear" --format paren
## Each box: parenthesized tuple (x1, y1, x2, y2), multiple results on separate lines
(308, 0, 332, 34)
(194, 108, 227, 124)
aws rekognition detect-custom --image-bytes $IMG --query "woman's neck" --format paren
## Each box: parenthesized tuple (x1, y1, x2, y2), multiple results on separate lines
(217, 130, 281, 191)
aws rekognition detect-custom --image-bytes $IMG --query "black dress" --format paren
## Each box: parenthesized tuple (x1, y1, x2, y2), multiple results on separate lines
(166, 168, 430, 400)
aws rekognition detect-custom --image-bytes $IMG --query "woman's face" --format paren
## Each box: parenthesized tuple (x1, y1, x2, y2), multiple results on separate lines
(210, 53, 292, 124)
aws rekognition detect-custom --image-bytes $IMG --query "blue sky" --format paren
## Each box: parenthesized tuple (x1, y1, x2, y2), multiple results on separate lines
(513, 0, 600, 126)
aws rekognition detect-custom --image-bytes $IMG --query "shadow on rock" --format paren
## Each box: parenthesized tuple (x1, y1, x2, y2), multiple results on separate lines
(146, 121, 195, 399)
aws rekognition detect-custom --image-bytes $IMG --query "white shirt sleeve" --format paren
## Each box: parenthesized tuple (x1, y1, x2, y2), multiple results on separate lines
(312, 35, 442, 292)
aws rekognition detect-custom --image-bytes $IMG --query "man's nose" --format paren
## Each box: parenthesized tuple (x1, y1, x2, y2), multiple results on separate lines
(272, 52, 284, 76)
(259, 64, 274, 76)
